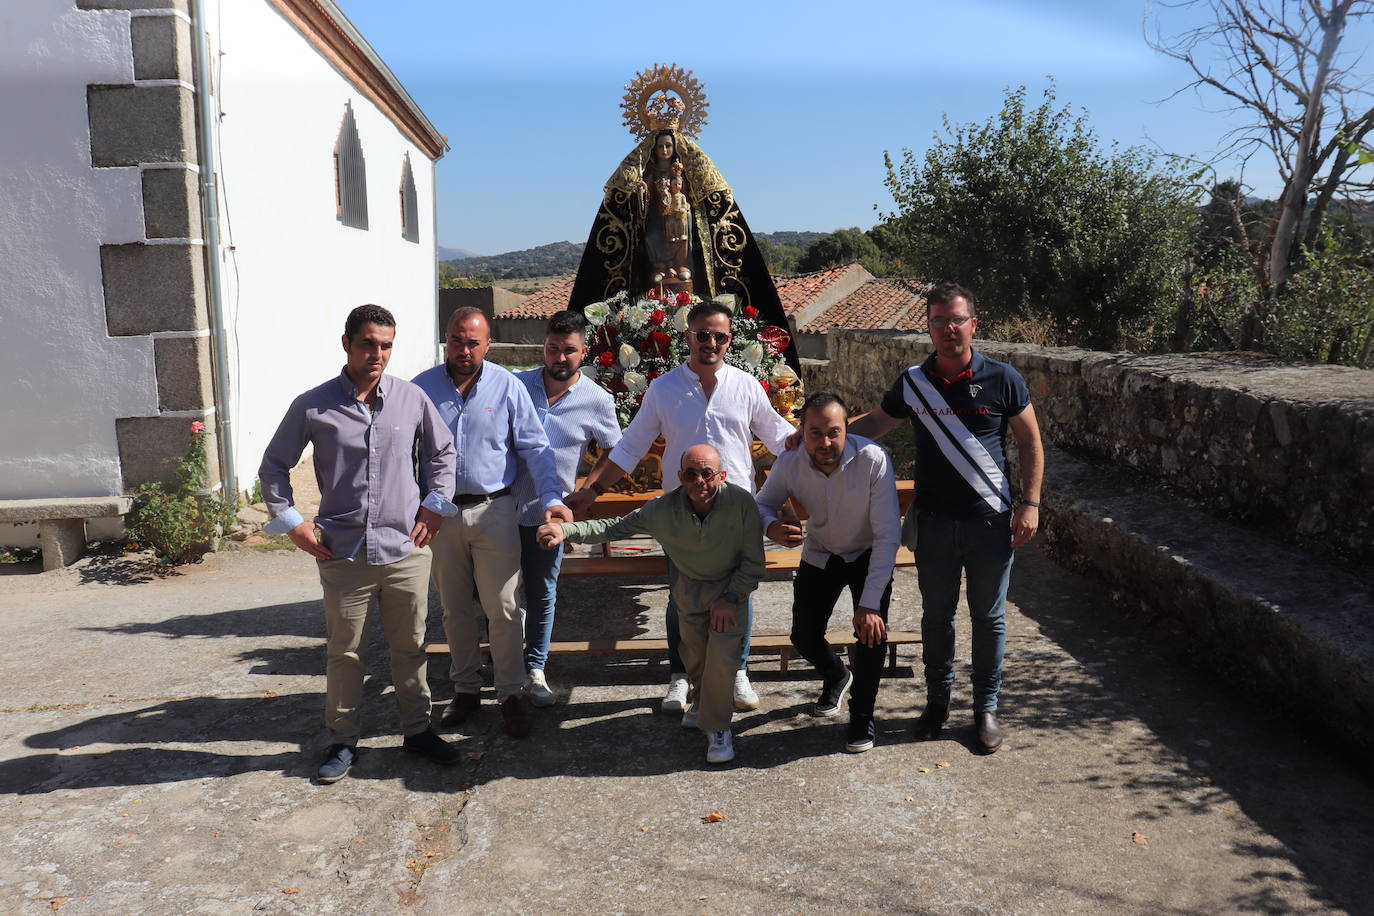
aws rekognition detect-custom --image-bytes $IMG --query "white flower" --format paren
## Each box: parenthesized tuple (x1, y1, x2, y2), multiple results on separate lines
(584, 302, 609, 327)
(618, 343, 641, 369)
(672, 306, 691, 332)
(741, 341, 765, 369)
(622, 304, 651, 330)
(623, 371, 648, 394)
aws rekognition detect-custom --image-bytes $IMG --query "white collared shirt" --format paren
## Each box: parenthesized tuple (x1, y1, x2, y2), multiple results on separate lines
(754, 435, 901, 609)
(608, 362, 795, 495)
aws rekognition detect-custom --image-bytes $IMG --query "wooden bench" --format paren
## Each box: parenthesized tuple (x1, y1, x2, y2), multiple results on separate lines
(425, 630, 920, 673)
(0, 496, 133, 571)
(559, 546, 915, 578)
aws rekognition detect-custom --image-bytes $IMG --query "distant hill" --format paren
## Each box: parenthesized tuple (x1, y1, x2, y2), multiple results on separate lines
(440, 232, 831, 279)
(437, 246, 479, 261)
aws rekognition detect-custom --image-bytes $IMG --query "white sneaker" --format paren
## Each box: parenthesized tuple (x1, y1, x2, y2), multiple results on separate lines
(733, 670, 760, 711)
(706, 729, 735, 764)
(662, 674, 689, 714)
(523, 669, 556, 708)
(681, 702, 700, 729)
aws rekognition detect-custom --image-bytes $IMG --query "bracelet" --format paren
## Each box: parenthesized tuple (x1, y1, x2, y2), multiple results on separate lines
(1020, 500, 1041, 508)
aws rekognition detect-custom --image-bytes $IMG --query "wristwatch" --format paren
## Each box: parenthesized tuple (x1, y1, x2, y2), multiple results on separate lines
(721, 591, 741, 605)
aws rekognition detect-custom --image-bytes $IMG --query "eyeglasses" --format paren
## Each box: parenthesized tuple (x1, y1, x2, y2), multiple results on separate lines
(680, 467, 719, 482)
(928, 316, 973, 329)
(691, 330, 730, 345)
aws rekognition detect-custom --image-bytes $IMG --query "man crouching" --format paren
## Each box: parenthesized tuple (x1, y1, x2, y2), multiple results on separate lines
(536, 444, 764, 764)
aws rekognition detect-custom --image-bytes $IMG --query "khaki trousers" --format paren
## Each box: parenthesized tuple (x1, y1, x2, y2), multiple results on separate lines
(316, 546, 433, 744)
(430, 494, 525, 698)
(673, 573, 745, 734)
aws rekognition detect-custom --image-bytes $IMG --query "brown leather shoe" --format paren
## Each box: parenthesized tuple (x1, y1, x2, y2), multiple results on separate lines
(441, 692, 480, 727)
(911, 702, 949, 741)
(974, 710, 1004, 754)
(501, 695, 531, 738)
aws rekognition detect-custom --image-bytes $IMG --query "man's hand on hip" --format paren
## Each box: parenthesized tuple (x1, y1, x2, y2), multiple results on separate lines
(853, 608, 886, 648)
(709, 596, 738, 633)
(410, 507, 442, 548)
(287, 520, 332, 560)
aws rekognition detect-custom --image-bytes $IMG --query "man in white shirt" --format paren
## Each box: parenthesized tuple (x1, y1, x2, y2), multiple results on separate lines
(565, 300, 794, 713)
(755, 392, 901, 753)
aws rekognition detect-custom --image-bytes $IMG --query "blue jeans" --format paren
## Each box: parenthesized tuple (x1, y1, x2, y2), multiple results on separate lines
(665, 555, 752, 674)
(519, 525, 562, 671)
(915, 510, 1014, 711)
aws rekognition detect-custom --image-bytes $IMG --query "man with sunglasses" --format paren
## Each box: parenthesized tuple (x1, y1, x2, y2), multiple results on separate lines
(849, 283, 1043, 755)
(538, 444, 765, 764)
(566, 301, 795, 715)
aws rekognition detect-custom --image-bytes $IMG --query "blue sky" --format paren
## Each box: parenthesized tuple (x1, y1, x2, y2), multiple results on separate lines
(332, 0, 1341, 255)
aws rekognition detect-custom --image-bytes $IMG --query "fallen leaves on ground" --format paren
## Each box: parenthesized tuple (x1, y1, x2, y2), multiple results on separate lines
(1132, 832, 1149, 846)
(48, 900, 67, 911)
(282, 887, 301, 894)
(936, 762, 950, 769)
(918, 767, 931, 773)
(701, 810, 725, 823)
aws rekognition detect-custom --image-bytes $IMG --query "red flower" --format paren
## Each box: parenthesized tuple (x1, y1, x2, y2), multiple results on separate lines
(760, 379, 771, 394)
(649, 309, 666, 325)
(647, 370, 661, 381)
(676, 291, 691, 305)
(597, 351, 615, 367)
(190, 420, 206, 434)
(742, 305, 758, 319)
(641, 330, 672, 358)
(635, 393, 645, 405)
(646, 287, 661, 301)
(757, 325, 792, 355)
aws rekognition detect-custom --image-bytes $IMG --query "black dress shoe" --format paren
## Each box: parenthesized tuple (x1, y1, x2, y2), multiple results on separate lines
(441, 692, 480, 727)
(911, 702, 949, 740)
(974, 710, 1004, 754)
(403, 728, 462, 765)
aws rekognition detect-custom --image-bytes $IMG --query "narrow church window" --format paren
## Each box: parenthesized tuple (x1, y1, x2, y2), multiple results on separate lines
(334, 101, 369, 230)
(400, 153, 419, 243)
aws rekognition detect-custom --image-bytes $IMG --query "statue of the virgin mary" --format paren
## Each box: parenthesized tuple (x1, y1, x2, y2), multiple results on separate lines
(569, 64, 798, 370)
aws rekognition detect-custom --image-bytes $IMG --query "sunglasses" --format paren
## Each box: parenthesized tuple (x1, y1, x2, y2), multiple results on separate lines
(691, 330, 730, 345)
(680, 467, 720, 482)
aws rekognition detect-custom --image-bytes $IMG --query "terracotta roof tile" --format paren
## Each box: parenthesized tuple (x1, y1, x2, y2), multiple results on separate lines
(495, 275, 574, 318)
(800, 279, 930, 333)
(772, 264, 860, 317)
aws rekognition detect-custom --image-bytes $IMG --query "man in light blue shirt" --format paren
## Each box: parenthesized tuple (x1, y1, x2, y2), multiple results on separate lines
(513, 310, 621, 706)
(412, 307, 572, 738)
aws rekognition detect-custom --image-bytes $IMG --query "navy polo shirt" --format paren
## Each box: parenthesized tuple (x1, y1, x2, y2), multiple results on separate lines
(880, 349, 1030, 519)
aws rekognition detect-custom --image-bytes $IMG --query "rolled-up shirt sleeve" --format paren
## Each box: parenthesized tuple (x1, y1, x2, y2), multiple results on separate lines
(861, 450, 901, 609)
(607, 381, 662, 475)
(418, 394, 459, 517)
(259, 396, 309, 534)
(510, 384, 565, 511)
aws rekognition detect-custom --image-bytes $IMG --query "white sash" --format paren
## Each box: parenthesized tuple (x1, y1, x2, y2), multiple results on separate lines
(901, 367, 1011, 514)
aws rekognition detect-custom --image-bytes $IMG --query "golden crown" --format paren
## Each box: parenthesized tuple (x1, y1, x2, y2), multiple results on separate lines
(620, 63, 709, 140)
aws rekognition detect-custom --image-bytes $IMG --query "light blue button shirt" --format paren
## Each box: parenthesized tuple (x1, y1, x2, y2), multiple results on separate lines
(512, 369, 622, 526)
(412, 361, 565, 511)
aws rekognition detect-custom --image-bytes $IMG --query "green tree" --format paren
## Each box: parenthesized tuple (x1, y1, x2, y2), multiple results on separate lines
(796, 227, 893, 276)
(880, 84, 1198, 348)
(756, 236, 802, 275)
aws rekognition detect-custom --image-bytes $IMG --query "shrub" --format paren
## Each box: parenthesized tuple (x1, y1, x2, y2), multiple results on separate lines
(127, 421, 238, 566)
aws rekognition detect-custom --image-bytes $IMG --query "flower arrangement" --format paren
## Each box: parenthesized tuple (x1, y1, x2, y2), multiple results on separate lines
(583, 288, 802, 426)
(126, 421, 238, 566)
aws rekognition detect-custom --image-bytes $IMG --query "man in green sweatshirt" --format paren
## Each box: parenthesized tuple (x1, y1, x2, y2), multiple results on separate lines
(536, 444, 764, 764)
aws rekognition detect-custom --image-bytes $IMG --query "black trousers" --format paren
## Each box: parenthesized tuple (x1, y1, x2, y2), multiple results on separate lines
(790, 550, 893, 719)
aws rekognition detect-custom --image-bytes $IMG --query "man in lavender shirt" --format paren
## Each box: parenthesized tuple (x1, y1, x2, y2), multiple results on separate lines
(260, 304, 462, 784)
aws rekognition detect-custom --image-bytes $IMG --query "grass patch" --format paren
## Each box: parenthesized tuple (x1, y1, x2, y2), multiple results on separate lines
(250, 533, 296, 551)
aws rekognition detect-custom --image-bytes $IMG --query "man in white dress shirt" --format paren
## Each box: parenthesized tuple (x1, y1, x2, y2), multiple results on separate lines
(565, 300, 794, 713)
(755, 392, 900, 753)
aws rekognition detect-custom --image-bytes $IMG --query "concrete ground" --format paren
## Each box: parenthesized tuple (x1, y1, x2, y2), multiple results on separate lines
(2, 537, 1373, 915)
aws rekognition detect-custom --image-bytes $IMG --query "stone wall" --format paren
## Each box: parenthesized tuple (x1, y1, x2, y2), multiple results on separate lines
(813, 330, 1374, 565)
